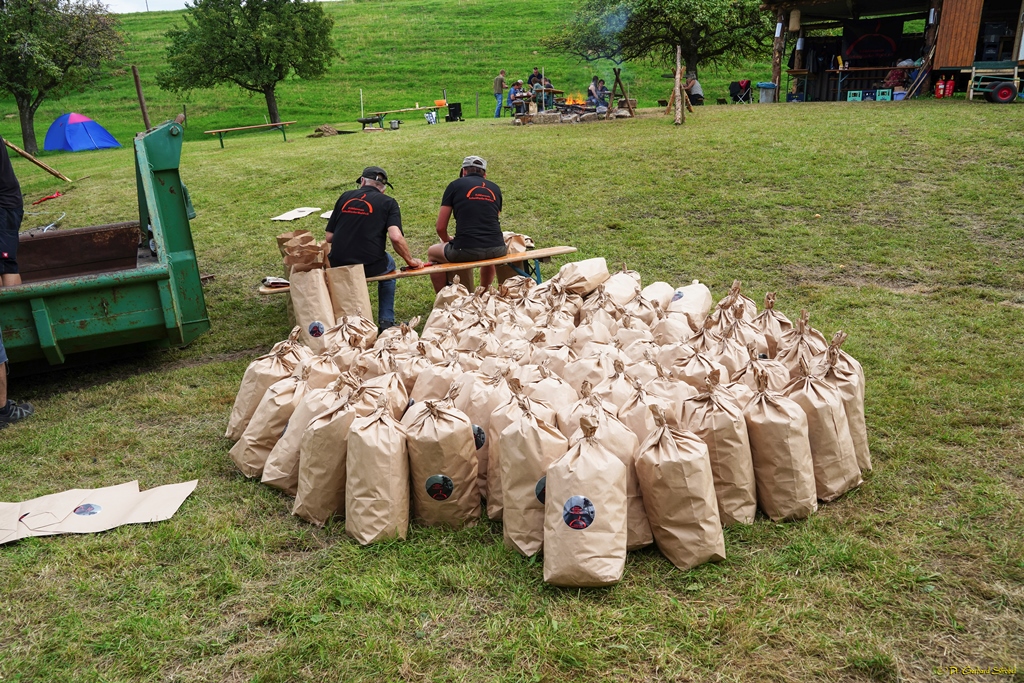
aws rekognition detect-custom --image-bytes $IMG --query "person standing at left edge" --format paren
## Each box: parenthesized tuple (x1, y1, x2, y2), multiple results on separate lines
(325, 166, 422, 332)
(0, 136, 34, 427)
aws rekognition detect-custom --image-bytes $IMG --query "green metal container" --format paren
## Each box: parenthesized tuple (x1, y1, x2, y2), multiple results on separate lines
(0, 120, 210, 366)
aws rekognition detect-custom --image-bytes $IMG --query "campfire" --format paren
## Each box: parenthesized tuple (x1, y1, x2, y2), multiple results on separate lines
(564, 93, 586, 105)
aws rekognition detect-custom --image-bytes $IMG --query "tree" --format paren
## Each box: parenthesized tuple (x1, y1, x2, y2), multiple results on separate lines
(545, 0, 771, 76)
(0, 0, 124, 154)
(158, 0, 336, 124)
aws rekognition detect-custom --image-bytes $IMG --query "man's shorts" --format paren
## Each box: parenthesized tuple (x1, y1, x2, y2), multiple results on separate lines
(443, 243, 507, 263)
(0, 207, 23, 275)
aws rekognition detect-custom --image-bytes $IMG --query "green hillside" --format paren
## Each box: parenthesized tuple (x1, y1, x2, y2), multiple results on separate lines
(0, 0, 772, 146)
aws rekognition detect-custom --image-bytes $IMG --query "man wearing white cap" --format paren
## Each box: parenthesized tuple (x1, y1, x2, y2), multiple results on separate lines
(427, 156, 507, 292)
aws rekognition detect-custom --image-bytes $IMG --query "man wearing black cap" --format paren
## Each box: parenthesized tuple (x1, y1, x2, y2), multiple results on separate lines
(427, 156, 507, 292)
(325, 166, 422, 331)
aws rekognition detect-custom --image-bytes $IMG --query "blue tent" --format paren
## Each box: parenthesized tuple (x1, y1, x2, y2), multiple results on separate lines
(44, 113, 121, 152)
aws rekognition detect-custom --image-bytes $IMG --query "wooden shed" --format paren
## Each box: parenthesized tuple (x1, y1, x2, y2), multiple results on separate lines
(762, 0, 1024, 101)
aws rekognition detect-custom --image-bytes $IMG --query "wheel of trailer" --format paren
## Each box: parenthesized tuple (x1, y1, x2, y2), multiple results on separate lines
(983, 86, 996, 102)
(990, 82, 1018, 104)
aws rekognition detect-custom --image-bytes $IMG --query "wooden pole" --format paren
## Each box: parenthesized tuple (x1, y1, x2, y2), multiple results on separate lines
(674, 45, 684, 125)
(132, 66, 152, 131)
(771, 10, 787, 89)
(3, 139, 72, 182)
(922, 0, 943, 92)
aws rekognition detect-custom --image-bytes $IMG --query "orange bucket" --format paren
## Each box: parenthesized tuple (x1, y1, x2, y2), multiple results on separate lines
(434, 99, 447, 107)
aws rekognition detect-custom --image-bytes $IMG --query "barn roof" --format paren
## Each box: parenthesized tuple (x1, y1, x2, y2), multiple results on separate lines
(761, 0, 929, 20)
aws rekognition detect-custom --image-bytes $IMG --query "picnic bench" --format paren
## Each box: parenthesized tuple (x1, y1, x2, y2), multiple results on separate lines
(204, 121, 297, 148)
(360, 105, 443, 129)
(258, 245, 578, 295)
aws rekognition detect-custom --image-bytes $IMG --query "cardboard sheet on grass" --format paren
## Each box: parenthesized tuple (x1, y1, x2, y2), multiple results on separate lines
(0, 480, 197, 544)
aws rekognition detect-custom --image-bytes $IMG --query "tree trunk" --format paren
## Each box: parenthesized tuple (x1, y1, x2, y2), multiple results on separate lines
(263, 86, 281, 124)
(15, 97, 39, 156)
(674, 44, 684, 126)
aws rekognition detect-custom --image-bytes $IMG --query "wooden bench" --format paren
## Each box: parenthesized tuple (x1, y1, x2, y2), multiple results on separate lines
(258, 246, 578, 295)
(204, 121, 297, 148)
(364, 106, 442, 128)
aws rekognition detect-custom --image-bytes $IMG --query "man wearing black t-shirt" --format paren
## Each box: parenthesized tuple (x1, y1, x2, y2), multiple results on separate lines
(427, 156, 507, 292)
(325, 166, 422, 330)
(0, 138, 23, 288)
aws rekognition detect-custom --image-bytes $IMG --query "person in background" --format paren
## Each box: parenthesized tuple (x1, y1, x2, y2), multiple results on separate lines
(493, 69, 507, 117)
(542, 76, 556, 108)
(325, 166, 423, 332)
(596, 79, 610, 106)
(685, 72, 704, 106)
(0, 137, 23, 288)
(508, 80, 529, 114)
(587, 76, 600, 106)
(528, 67, 543, 87)
(428, 156, 507, 293)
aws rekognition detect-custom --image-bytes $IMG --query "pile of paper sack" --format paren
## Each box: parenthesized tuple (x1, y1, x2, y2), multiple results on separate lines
(227, 258, 870, 587)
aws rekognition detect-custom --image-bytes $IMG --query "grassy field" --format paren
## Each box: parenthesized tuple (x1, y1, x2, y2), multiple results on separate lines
(1, 98, 1022, 682)
(0, 0, 773, 147)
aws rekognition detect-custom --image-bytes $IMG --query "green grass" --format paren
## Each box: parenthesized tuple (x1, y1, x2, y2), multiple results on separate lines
(0, 0, 772, 147)
(2, 98, 1022, 682)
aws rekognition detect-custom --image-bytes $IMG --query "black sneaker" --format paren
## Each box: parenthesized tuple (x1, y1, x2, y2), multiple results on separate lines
(0, 400, 34, 428)
(378, 320, 396, 334)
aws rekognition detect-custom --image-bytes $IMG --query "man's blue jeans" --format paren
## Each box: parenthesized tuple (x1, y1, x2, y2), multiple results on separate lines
(377, 253, 397, 325)
(494, 93, 503, 117)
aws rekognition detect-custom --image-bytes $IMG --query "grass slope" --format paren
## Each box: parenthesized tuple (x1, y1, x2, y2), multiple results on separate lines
(0, 0, 772, 146)
(0, 100, 1022, 682)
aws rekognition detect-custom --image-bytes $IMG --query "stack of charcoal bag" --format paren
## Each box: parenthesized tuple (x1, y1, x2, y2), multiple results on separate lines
(226, 257, 870, 587)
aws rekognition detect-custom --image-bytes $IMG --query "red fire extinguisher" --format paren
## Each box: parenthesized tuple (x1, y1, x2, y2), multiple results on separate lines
(944, 77, 955, 98)
(935, 76, 946, 99)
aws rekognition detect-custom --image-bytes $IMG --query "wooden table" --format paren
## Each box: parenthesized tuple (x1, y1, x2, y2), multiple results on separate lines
(204, 121, 297, 148)
(366, 106, 442, 127)
(532, 88, 564, 112)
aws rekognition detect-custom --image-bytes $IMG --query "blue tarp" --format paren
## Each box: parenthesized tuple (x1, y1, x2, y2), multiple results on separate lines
(44, 113, 121, 152)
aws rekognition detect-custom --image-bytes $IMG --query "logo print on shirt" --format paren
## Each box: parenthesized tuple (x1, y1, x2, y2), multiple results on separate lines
(465, 181, 496, 202)
(341, 193, 374, 215)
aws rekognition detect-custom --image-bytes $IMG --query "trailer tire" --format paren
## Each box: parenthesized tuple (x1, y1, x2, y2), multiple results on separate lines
(983, 87, 996, 102)
(991, 82, 1018, 104)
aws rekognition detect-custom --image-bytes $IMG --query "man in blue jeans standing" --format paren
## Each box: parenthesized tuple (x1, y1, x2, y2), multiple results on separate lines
(325, 166, 422, 332)
(494, 69, 507, 117)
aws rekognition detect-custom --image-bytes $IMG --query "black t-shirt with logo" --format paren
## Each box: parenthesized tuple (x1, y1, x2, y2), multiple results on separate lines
(440, 175, 504, 250)
(0, 138, 23, 211)
(325, 185, 402, 277)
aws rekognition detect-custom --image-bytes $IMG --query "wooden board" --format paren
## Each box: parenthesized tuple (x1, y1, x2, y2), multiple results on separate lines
(19, 222, 141, 283)
(258, 246, 577, 294)
(204, 121, 297, 134)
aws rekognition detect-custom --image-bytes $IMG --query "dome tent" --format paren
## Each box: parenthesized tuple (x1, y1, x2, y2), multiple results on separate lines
(44, 113, 121, 152)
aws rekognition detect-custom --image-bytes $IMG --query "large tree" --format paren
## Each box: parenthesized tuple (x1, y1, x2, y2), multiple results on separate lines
(158, 0, 336, 124)
(545, 0, 771, 76)
(0, 0, 124, 154)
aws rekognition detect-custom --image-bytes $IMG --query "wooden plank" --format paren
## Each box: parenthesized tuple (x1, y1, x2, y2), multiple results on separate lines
(204, 121, 297, 134)
(258, 246, 578, 294)
(935, 0, 984, 69)
(368, 106, 440, 116)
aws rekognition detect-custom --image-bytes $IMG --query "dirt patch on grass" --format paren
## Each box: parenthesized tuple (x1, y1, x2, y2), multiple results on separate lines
(782, 264, 937, 295)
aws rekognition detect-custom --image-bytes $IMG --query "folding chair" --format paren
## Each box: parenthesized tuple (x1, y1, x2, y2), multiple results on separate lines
(729, 80, 754, 104)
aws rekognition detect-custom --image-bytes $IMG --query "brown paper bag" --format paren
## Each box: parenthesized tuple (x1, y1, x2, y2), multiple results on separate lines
(453, 371, 514, 497)
(345, 400, 410, 545)
(554, 257, 610, 296)
(500, 399, 568, 557)
(569, 400, 652, 551)
(411, 355, 465, 403)
(644, 363, 697, 426)
(521, 366, 578, 412)
(326, 265, 374, 321)
(277, 229, 313, 255)
(261, 380, 348, 495)
(618, 378, 676, 443)
(292, 394, 359, 526)
(289, 268, 336, 353)
(667, 280, 713, 320)
(776, 310, 828, 374)
(543, 416, 627, 587)
(323, 315, 378, 350)
(751, 292, 792, 358)
(636, 406, 726, 569)
(402, 401, 480, 529)
(813, 332, 870, 472)
(295, 347, 341, 389)
(732, 346, 790, 394)
(784, 361, 862, 501)
(603, 264, 642, 306)
(353, 372, 409, 421)
(672, 351, 728, 392)
(681, 371, 757, 525)
(743, 371, 818, 521)
(225, 327, 311, 440)
(433, 275, 470, 310)
(486, 381, 556, 520)
(229, 369, 309, 478)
